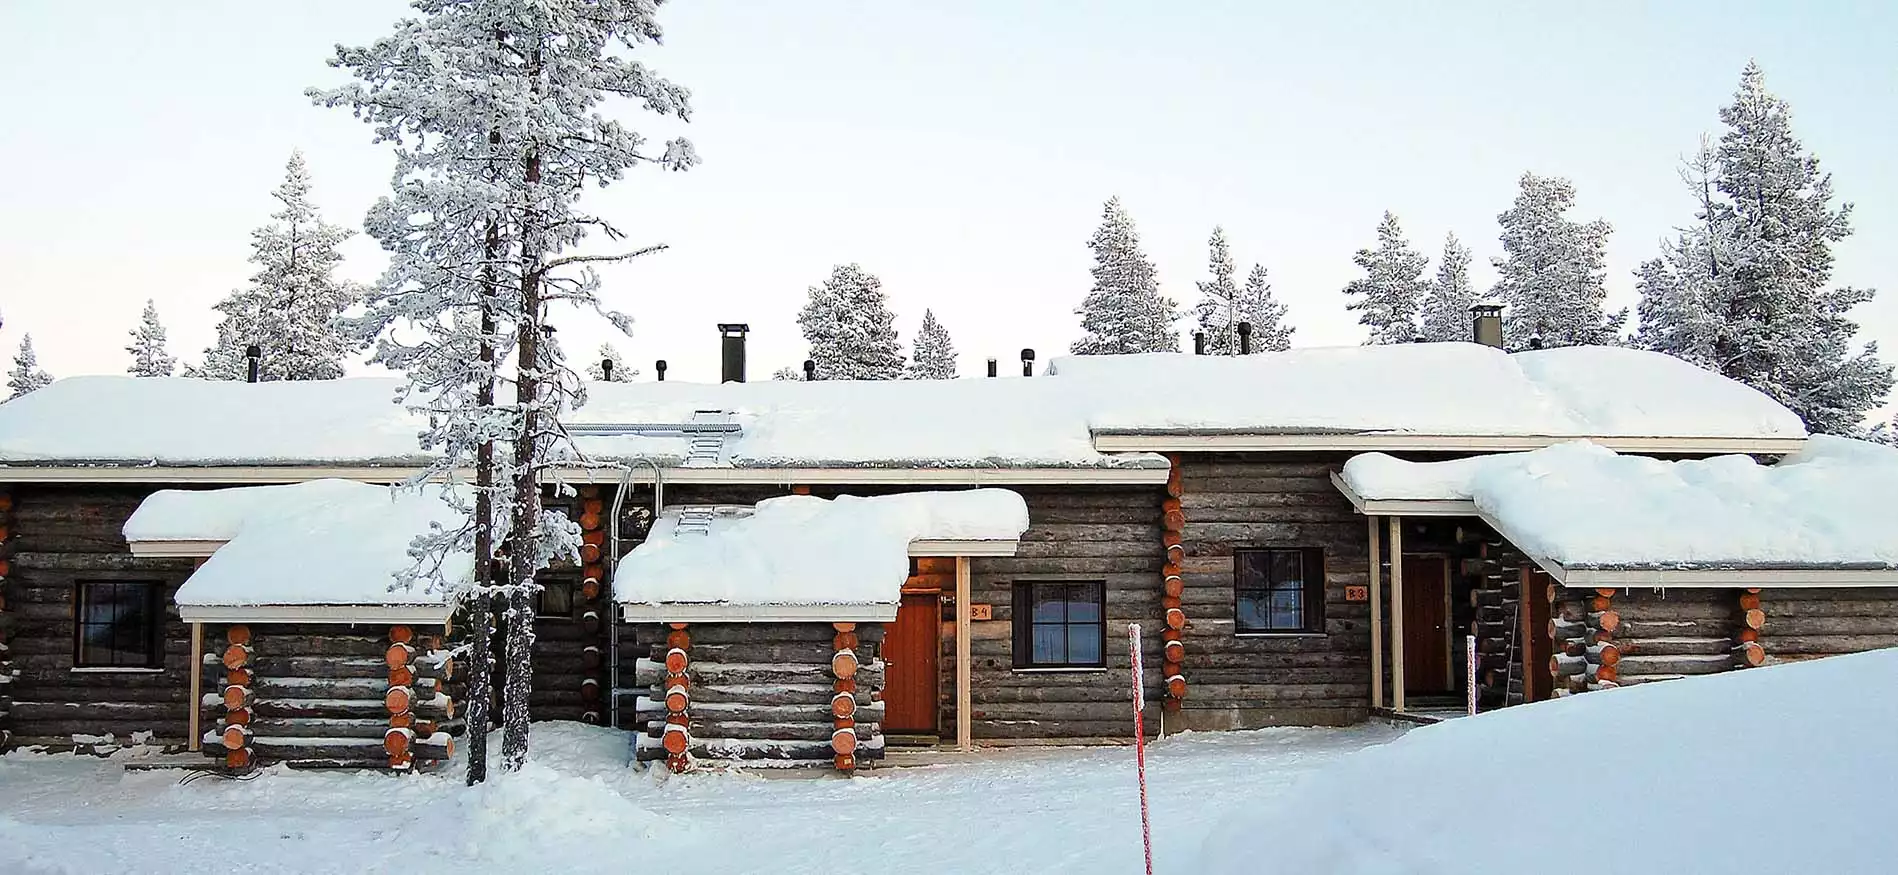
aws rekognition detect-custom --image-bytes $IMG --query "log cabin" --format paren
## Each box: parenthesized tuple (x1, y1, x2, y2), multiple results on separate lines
(1, 310, 1894, 772)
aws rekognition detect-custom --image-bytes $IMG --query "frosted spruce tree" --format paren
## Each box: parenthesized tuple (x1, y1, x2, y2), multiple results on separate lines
(587, 343, 636, 382)
(315, 0, 696, 780)
(1193, 227, 1241, 353)
(1072, 197, 1180, 354)
(1418, 234, 1475, 342)
(125, 299, 177, 377)
(905, 309, 958, 379)
(8, 334, 52, 399)
(1343, 212, 1427, 344)
(197, 151, 363, 381)
(1637, 63, 1890, 435)
(797, 264, 905, 379)
(1489, 173, 1622, 348)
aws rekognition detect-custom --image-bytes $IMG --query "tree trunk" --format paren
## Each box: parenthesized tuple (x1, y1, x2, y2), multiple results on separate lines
(465, 199, 502, 786)
(501, 85, 546, 769)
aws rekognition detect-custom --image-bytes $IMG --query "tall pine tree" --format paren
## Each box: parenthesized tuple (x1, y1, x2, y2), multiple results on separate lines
(1637, 63, 1891, 435)
(1490, 173, 1622, 348)
(1072, 197, 1180, 354)
(905, 309, 958, 379)
(797, 264, 905, 380)
(1193, 226, 1242, 353)
(587, 343, 636, 382)
(316, 0, 696, 779)
(1234, 265, 1294, 352)
(1418, 233, 1475, 342)
(1343, 212, 1427, 344)
(126, 299, 177, 377)
(8, 334, 52, 399)
(197, 151, 363, 381)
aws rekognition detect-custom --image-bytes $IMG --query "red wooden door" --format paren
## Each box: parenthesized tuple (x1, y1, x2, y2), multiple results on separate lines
(1403, 556, 1452, 695)
(882, 592, 941, 734)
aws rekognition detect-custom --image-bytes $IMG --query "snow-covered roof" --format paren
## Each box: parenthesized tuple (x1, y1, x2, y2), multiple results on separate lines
(615, 489, 1029, 622)
(1339, 437, 1898, 585)
(125, 480, 463, 621)
(0, 344, 1806, 475)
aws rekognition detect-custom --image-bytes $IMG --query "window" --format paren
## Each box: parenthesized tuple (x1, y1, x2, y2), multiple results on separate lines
(1012, 581, 1105, 668)
(74, 581, 161, 668)
(1234, 548, 1325, 634)
(538, 578, 575, 618)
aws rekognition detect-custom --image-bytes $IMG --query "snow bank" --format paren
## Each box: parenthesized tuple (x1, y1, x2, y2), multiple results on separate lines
(615, 489, 1029, 610)
(1472, 437, 1898, 569)
(1195, 648, 1898, 874)
(126, 480, 466, 607)
(0, 345, 1804, 469)
(1336, 451, 1519, 502)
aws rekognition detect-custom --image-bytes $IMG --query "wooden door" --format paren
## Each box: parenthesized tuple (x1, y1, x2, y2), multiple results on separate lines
(1402, 556, 1452, 695)
(882, 592, 941, 734)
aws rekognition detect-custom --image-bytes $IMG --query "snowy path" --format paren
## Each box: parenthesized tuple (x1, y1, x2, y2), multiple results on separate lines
(0, 722, 1404, 874)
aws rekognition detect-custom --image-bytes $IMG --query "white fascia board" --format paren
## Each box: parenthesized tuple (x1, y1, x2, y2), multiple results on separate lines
(0, 464, 1169, 487)
(1556, 567, 1898, 589)
(1093, 433, 1808, 455)
(1327, 471, 1478, 518)
(617, 603, 898, 623)
(908, 539, 1020, 557)
(126, 539, 227, 558)
(177, 604, 451, 624)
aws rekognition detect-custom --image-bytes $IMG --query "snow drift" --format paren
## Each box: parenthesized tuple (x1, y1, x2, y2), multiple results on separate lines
(1195, 648, 1898, 874)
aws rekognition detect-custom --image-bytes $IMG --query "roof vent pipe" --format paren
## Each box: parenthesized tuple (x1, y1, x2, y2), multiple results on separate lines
(1237, 322, 1253, 355)
(986, 358, 998, 378)
(718, 323, 749, 383)
(655, 359, 668, 382)
(1020, 348, 1035, 377)
(245, 344, 261, 383)
(1193, 331, 1207, 356)
(1528, 334, 1544, 351)
(802, 359, 817, 381)
(1470, 303, 1503, 348)
(600, 358, 614, 381)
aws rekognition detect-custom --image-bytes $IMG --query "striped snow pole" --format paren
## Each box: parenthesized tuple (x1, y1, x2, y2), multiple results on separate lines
(1130, 624, 1154, 875)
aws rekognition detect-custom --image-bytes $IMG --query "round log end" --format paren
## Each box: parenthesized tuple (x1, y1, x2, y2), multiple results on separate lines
(221, 644, 250, 670)
(834, 632, 860, 651)
(665, 630, 690, 650)
(225, 667, 253, 687)
(388, 625, 414, 645)
(1595, 664, 1619, 683)
(1738, 593, 1762, 611)
(225, 748, 252, 770)
(664, 648, 689, 674)
(384, 727, 412, 758)
(580, 678, 601, 703)
(385, 686, 413, 715)
(1164, 607, 1186, 631)
(225, 625, 252, 647)
(1738, 628, 1760, 643)
(1163, 640, 1184, 662)
(579, 511, 602, 531)
(1165, 675, 1186, 698)
(831, 622, 858, 633)
(1163, 576, 1184, 598)
(1596, 610, 1621, 632)
(579, 577, 602, 601)
(1598, 644, 1621, 667)
(1162, 509, 1186, 533)
(662, 727, 690, 755)
(388, 665, 415, 687)
(831, 727, 857, 755)
(1743, 608, 1766, 630)
(225, 707, 251, 726)
(1739, 641, 1766, 667)
(221, 685, 249, 712)
(831, 649, 860, 679)
(221, 725, 250, 751)
(385, 643, 413, 669)
(833, 677, 857, 695)
(580, 543, 603, 564)
(831, 692, 857, 719)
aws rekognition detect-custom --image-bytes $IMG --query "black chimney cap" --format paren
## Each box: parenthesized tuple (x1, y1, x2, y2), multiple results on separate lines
(245, 344, 261, 357)
(1020, 348, 1036, 362)
(802, 359, 817, 380)
(1470, 303, 1503, 317)
(1236, 322, 1252, 336)
(718, 323, 750, 335)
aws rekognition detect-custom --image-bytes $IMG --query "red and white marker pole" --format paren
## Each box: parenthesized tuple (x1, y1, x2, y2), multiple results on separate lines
(1130, 623, 1154, 875)
(1467, 633, 1479, 716)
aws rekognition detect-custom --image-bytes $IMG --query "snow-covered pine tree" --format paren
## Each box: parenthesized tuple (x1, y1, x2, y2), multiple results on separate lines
(197, 151, 363, 381)
(1234, 265, 1293, 353)
(1342, 212, 1428, 344)
(771, 365, 802, 381)
(1193, 226, 1242, 353)
(125, 299, 177, 377)
(1072, 197, 1181, 354)
(1418, 233, 1475, 342)
(797, 264, 905, 379)
(7, 334, 52, 399)
(1489, 173, 1622, 348)
(587, 343, 636, 382)
(315, 0, 695, 779)
(905, 308, 958, 379)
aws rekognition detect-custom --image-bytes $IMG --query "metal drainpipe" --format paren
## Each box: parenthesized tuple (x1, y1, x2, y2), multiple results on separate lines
(607, 457, 663, 734)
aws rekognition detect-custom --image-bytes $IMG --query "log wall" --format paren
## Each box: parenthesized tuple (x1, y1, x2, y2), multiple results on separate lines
(1759, 587, 1898, 662)
(957, 487, 1165, 739)
(4, 485, 195, 749)
(1171, 456, 1371, 729)
(624, 621, 886, 768)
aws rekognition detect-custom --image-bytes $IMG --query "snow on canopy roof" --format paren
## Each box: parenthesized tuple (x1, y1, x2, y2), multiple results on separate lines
(126, 480, 465, 610)
(1047, 343, 1805, 439)
(614, 489, 1029, 618)
(1345, 437, 1898, 572)
(0, 344, 1804, 469)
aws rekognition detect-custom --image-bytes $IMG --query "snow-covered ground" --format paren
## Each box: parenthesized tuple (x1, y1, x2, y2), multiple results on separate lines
(0, 722, 1403, 874)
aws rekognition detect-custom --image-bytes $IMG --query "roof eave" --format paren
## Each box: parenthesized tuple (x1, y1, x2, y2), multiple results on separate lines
(1095, 432, 1808, 455)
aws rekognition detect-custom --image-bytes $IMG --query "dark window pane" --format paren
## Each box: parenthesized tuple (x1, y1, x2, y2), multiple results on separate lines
(1032, 624, 1065, 664)
(1269, 589, 1303, 629)
(1032, 589, 1067, 623)
(1235, 551, 1267, 588)
(1271, 551, 1304, 587)
(1236, 592, 1268, 631)
(1066, 625, 1101, 665)
(1066, 589, 1101, 624)
(75, 582, 157, 667)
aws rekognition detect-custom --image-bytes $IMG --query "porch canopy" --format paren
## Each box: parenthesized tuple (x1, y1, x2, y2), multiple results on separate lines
(613, 488, 1028, 623)
(123, 479, 462, 624)
(1334, 436, 1898, 588)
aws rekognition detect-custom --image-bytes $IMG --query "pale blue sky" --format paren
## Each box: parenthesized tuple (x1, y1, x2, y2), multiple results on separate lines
(3, 1, 1894, 405)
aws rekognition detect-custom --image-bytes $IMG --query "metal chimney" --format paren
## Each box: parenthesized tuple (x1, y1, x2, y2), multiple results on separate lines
(718, 323, 749, 383)
(1471, 303, 1503, 348)
(986, 358, 998, 378)
(600, 358, 614, 381)
(1020, 348, 1035, 377)
(655, 359, 668, 382)
(1193, 331, 1207, 356)
(802, 359, 817, 381)
(245, 344, 261, 383)
(1236, 322, 1253, 355)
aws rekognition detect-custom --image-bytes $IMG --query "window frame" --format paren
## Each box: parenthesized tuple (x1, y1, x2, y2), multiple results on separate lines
(1232, 547, 1327, 636)
(1010, 580, 1107, 670)
(72, 579, 164, 670)
(537, 576, 577, 620)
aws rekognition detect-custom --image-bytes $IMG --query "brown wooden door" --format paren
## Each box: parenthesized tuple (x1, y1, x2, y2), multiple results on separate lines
(1403, 556, 1452, 695)
(882, 592, 941, 734)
